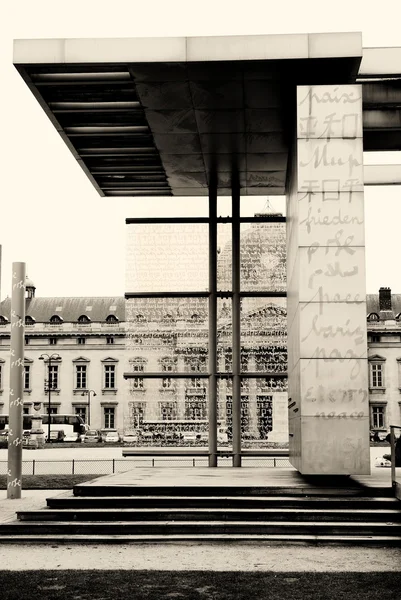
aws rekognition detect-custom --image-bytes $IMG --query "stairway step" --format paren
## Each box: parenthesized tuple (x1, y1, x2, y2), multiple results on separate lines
(48, 495, 398, 510)
(73, 485, 392, 498)
(0, 533, 401, 546)
(17, 508, 401, 523)
(2, 521, 401, 536)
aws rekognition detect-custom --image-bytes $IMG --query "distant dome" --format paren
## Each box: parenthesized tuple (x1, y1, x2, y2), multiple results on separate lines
(25, 275, 36, 299)
(25, 276, 36, 289)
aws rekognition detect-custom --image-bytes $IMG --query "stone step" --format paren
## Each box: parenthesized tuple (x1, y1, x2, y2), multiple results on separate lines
(17, 507, 401, 523)
(2, 521, 401, 536)
(1, 533, 401, 545)
(73, 484, 392, 498)
(48, 494, 399, 510)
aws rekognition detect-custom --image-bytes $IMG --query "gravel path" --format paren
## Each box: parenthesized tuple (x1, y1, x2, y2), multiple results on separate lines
(0, 542, 400, 572)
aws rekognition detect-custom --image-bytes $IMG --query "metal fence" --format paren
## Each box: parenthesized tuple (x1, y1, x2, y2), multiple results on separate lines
(0, 456, 292, 475)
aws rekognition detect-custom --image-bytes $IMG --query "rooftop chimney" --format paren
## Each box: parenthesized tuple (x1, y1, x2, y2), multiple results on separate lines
(379, 287, 392, 311)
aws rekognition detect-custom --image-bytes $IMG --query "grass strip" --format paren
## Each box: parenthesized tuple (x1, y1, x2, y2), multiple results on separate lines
(1, 570, 400, 600)
(0, 474, 99, 489)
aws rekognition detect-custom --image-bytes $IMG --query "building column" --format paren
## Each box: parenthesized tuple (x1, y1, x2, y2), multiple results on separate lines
(232, 179, 242, 467)
(286, 84, 370, 475)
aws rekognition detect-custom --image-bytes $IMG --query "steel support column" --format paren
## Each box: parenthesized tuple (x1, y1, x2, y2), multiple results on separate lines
(232, 180, 241, 467)
(208, 179, 218, 467)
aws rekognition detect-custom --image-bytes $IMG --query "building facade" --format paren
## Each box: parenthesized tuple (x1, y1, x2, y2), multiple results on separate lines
(0, 279, 126, 432)
(0, 277, 399, 442)
(367, 287, 401, 439)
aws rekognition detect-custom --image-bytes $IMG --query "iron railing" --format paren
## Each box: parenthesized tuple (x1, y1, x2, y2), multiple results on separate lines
(0, 456, 292, 476)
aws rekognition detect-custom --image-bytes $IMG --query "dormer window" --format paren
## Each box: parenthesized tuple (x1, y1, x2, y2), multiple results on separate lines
(396, 313, 401, 322)
(78, 315, 91, 324)
(367, 313, 380, 322)
(50, 315, 63, 324)
(106, 315, 119, 323)
(0, 316, 9, 325)
(134, 314, 146, 323)
(25, 316, 35, 325)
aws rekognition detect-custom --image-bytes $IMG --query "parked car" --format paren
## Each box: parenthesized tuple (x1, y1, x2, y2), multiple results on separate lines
(104, 430, 120, 443)
(63, 432, 80, 442)
(82, 429, 102, 443)
(122, 432, 139, 444)
(99, 429, 109, 442)
(181, 431, 198, 443)
(0, 430, 8, 448)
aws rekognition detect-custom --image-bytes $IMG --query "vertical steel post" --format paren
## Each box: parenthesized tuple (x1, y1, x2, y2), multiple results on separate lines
(208, 178, 218, 467)
(391, 426, 396, 489)
(7, 262, 26, 498)
(47, 359, 52, 442)
(232, 180, 242, 467)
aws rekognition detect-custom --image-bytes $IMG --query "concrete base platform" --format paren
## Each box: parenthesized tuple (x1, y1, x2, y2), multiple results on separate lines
(75, 466, 392, 496)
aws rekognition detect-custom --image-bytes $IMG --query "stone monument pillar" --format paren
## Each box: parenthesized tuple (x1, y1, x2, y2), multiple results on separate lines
(31, 402, 45, 449)
(286, 84, 370, 475)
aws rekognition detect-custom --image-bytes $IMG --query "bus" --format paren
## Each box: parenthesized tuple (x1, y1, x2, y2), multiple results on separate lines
(138, 420, 228, 444)
(0, 414, 87, 442)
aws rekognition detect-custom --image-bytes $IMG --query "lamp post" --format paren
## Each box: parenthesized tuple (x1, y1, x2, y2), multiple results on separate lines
(81, 389, 96, 427)
(39, 353, 60, 442)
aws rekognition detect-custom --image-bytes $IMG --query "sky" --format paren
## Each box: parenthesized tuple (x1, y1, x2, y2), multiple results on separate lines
(1, 0, 400, 299)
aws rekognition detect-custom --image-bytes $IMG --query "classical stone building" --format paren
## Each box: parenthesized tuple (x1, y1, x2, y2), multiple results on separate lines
(0, 278, 126, 431)
(366, 287, 401, 438)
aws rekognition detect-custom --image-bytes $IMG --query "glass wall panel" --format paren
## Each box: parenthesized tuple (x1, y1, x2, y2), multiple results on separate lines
(240, 297, 287, 374)
(240, 196, 286, 218)
(217, 298, 232, 373)
(217, 223, 232, 292)
(126, 223, 208, 292)
(127, 297, 209, 369)
(217, 376, 288, 447)
(240, 221, 286, 292)
(124, 378, 210, 447)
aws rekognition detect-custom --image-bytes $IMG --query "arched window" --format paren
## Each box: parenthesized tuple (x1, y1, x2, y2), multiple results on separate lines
(50, 315, 63, 324)
(106, 314, 119, 323)
(25, 316, 35, 325)
(367, 313, 380, 322)
(77, 315, 91, 323)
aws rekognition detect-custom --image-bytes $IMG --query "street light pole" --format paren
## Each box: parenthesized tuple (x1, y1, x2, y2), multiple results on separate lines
(39, 353, 60, 442)
(81, 389, 96, 427)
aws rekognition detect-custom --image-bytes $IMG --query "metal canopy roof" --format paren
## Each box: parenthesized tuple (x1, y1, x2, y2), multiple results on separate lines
(13, 33, 401, 197)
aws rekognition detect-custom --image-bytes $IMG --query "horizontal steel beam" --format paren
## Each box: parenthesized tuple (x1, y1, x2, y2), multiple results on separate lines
(359, 47, 401, 78)
(123, 371, 288, 379)
(364, 164, 401, 185)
